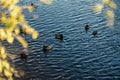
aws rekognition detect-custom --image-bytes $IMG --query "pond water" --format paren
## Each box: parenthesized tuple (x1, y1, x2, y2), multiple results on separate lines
(8, 0, 120, 80)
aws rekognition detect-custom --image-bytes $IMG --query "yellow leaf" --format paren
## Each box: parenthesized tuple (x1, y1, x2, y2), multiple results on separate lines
(0, 29, 7, 40)
(2, 60, 10, 69)
(10, 6, 22, 19)
(0, 46, 5, 54)
(7, 36, 14, 44)
(0, 47, 7, 59)
(0, 52, 7, 59)
(10, 67, 14, 73)
(105, 10, 114, 18)
(24, 5, 35, 12)
(32, 31, 39, 39)
(108, 1, 117, 9)
(0, 46, 7, 59)
(8, 77, 13, 80)
(23, 25, 34, 34)
(17, 15, 26, 23)
(0, 77, 5, 80)
(93, 4, 103, 13)
(102, 0, 110, 4)
(1, 0, 8, 8)
(40, 0, 52, 4)
(1, 13, 7, 23)
(14, 28, 20, 35)
(0, 59, 3, 73)
(4, 68, 12, 77)
(16, 36, 28, 48)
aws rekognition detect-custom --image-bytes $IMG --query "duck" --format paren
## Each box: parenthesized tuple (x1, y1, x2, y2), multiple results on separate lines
(20, 49, 28, 60)
(43, 45, 53, 53)
(92, 30, 97, 36)
(20, 52, 27, 60)
(85, 24, 90, 32)
(31, 3, 34, 6)
(55, 34, 63, 41)
(30, 3, 37, 9)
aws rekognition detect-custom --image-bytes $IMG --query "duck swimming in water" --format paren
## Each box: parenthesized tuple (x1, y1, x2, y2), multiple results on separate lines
(20, 52, 27, 60)
(92, 30, 97, 36)
(20, 49, 28, 60)
(85, 24, 90, 32)
(31, 3, 34, 6)
(43, 45, 53, 53)
(55, 34, 63, 41)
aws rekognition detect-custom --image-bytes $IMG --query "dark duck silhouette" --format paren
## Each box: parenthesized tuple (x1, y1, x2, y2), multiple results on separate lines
(55, 34, 63, 41)
(85, 24, 90, 32)
(20, 49, 28, 60)
(30, 3, 37, 9)
(20, 52, 27, 60)
(31, 3, 34, 6)
(92, 30, 97, 36)
(43, 45, 53, 53)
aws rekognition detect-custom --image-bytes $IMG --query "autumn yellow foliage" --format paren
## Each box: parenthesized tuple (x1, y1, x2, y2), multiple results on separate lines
(0, 0, 52, 80)
(93, 0, 117, 26)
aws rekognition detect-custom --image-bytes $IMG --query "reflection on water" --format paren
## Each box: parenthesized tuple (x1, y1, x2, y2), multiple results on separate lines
(7, 0, 120, 80)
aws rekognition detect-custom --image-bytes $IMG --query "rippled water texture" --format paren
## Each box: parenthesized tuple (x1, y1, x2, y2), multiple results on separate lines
(8, 0, 120, 80)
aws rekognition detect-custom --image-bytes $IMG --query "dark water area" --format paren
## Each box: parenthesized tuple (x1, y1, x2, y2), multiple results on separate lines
(8, 0, 120, 80)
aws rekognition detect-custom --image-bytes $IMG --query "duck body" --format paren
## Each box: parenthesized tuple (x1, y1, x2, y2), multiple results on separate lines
(31, 3, 34, 6)
(85, 24, 89, 32)
(20, 52, 27, 60)
(20, 49, 28, 60)
(55, 34, 63, 41)
(43, 45, 53, 53)
(92, 31, 97, 36)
